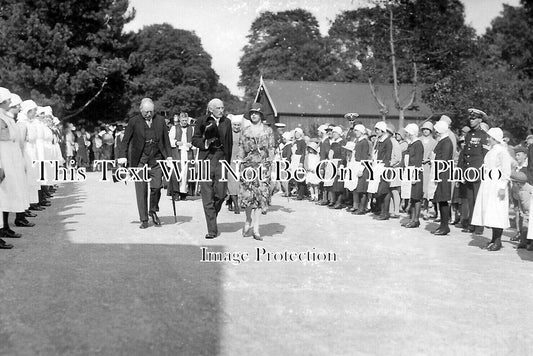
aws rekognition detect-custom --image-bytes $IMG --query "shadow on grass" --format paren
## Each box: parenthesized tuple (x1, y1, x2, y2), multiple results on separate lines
(423, 221, 439, 233)
(218, 221, 286, 237)
(468, 234, 491, 249)
(0, 182, 223, 356)
(268, 204, 294, 213)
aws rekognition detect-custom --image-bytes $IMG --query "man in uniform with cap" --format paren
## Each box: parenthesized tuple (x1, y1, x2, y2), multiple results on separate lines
(344, 113, 359, 142)
(273, 122, 286, 147)
(458, 108, 489, 233)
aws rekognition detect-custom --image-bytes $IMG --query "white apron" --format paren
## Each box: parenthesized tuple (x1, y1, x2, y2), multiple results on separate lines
(0, 112, 30, 211)
(471, 144, 511, 229)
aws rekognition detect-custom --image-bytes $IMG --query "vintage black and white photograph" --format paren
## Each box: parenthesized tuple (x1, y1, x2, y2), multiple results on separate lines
(1, 0, 532, 354)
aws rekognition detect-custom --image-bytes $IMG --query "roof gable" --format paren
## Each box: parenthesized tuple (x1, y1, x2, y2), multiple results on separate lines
(260, 79, 432, 118)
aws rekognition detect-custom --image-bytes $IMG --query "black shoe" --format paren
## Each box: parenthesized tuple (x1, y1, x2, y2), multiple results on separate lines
(15, 219, 35, 227)
(461, 227, 475, 233)
(24, 211, 37, 218)
(205, 233, 216, 239)
(517, 242, 528, 249)
(0, 228, 21, 238)
(375, 214, 389, 221)
(149, 211, 161, 226)
(0, 238, 13, 249)
(405, 221, 420, 228)
(39, 201, 51, 207)
(332, 204, 343, 209)
(488, 241, 502, 251)
(30, 205, 44, 211)
(433, 227, 450, 235)
(139, 221, 149, 229)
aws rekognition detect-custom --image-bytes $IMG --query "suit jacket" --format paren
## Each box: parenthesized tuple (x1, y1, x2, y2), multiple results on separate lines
(192, 115, 232, 162)
(118, 114, 172, 167)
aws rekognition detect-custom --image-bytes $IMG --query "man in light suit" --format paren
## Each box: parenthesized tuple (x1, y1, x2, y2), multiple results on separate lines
(117, 98, 172, 229)
(192, 98, 232, 239)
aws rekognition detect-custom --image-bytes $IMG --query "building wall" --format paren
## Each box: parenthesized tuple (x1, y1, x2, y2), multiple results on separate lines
(257, 91, 276, 126)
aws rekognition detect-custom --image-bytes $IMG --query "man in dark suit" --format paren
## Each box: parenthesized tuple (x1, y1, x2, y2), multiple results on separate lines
(117, 98, 172, 229)
(192, 98, 232, 239)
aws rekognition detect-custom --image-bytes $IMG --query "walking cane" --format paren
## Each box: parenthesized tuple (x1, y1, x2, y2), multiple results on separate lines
(194, 147, 200, 196)
(172, 194, 177, 223)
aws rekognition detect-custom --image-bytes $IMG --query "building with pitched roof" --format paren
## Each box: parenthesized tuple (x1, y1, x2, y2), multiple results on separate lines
(254, 78, 432, 132)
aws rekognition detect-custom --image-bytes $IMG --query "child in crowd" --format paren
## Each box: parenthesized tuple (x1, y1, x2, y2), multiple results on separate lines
(305, 141, 320, 201)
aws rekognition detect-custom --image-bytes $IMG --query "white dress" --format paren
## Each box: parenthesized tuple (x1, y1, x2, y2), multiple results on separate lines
(471, 144, 511, 229)
(0, 110, 30, 212)
(305, 152, 320, 185)
(16, 115, 39, 204)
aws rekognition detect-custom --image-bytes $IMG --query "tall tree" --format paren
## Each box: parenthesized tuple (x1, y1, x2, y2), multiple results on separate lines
(127, 24, 242, 118)
(0, 0, 134, 122)
(425, 0, 533, 140)
(327, 0, 476, 127)
(327, 0, 476, 84)
(238, 9, 331, 99)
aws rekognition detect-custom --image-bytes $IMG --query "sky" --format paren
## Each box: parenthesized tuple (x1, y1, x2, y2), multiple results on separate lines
(124, 0, 521, 97)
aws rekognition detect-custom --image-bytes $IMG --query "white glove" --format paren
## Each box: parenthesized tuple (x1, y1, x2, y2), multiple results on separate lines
(117, 158, 127, 165)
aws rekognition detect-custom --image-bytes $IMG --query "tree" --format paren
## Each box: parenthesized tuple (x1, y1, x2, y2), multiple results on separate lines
(0, 0, 134, 122)
(424, 0, 533, 140)
(127, 24, 242, 118)
(483, 3, 533, 79)
(424, 60, 533, 139)
(238, 9, 332, 99)
(327, 0, 477, 127)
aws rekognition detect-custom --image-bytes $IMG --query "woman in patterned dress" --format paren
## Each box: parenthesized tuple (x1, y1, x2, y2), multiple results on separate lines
(238, 103, 275, 241)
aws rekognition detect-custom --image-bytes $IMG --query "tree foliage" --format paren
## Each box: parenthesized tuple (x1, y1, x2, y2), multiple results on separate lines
(425, 0, 533, 139)
(0, 0, 134, 121)
(126, 23, 244, 118)
(326, 0, 476, 84)
(238, 9, 332, 99)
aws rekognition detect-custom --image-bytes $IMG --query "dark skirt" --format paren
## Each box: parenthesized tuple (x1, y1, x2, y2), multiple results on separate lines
(452, 182, 462, 204)
(332, 176, 344, 193)
(355, 167, 369, 193)
(433, 179, 452, 202)
(411, 177, 423, 201)
(377, 180, 390, 196)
